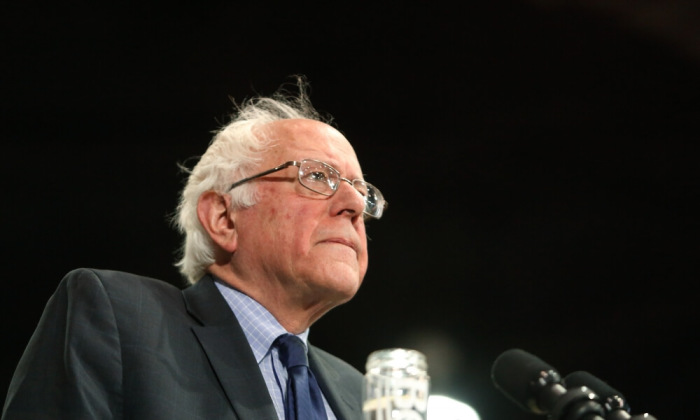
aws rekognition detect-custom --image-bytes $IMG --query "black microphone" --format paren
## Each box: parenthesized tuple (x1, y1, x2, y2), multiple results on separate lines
(564, 371, 657, 420)
(491, 348, 606, 419)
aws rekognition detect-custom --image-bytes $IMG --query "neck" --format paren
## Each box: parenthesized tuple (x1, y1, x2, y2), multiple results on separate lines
(207, 265, 337, 334)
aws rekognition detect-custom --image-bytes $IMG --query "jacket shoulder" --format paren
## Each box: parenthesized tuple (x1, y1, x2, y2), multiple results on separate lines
(62, 267, 183, 291)
(58, 268, 186, 314)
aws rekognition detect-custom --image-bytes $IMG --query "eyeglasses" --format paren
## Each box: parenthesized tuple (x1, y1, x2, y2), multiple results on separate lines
(227, 158, 386, 219)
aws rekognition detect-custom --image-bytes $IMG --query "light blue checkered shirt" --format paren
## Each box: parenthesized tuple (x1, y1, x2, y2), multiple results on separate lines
(215, 280, 337, 420)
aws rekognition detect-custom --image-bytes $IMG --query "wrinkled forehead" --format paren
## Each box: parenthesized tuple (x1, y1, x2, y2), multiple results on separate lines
(260, 119, 362, 176)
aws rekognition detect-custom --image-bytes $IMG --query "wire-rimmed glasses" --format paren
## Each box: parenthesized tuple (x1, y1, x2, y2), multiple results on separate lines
(227, 158, 386, 219)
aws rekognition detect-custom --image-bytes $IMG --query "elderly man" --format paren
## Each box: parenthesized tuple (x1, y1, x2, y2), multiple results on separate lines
(2, 79, 386, 420)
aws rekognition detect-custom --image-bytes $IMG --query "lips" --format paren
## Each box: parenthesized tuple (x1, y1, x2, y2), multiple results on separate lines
(319, 237, 359, 252)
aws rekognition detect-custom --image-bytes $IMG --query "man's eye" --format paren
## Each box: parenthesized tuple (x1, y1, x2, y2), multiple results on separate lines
(306, 171, 328, 182)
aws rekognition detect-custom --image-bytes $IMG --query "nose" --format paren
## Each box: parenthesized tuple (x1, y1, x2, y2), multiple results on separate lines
(333, 177, 366, 217)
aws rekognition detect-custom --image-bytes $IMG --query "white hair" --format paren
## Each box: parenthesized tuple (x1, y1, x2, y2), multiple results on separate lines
(173, 77, 327, 284)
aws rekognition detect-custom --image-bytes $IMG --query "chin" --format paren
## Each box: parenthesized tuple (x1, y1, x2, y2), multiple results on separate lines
(303, 259, 364, 298)
(320, 273, 362, 302)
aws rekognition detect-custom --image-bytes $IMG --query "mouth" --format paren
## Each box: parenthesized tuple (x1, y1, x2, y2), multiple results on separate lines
(319, 238, 358, 252)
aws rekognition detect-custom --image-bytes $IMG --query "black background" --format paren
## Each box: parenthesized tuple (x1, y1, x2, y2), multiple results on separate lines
(2, 2, 699, 419)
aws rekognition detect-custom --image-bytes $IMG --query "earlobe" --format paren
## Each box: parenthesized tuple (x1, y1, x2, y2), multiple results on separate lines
(196, 191, 237, 253)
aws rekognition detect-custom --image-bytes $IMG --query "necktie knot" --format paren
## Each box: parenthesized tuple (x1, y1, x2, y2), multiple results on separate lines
(275, 334, 308, 369)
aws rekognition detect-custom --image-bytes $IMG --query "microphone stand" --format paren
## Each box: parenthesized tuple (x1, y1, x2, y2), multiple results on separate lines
(536, 380, 606, 420)
(492, 349, 658, 420)
(564, 371, 658, 420)
(546, 382, 657, 420)
(546, 387, 604, 420)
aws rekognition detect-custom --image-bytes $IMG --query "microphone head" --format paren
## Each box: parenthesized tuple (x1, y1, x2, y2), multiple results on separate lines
(491, 348, 563, 414)
(564, 371, 631, 413)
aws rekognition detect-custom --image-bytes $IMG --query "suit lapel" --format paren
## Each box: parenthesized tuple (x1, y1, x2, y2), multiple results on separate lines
(183, 276, 278, 420)
(309, 348, 362, 420)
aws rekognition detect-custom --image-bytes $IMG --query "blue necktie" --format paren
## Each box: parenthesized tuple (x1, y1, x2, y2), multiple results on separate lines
(275, 334, 328, 420)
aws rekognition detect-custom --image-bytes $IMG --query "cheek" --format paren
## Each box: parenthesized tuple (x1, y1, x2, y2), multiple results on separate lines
(259, 186, 318, 223)
(358, 227, 369, 271)
(360, 247, 369, 272)
(260, 202, 318, 249)
(272, 205, 312, 225)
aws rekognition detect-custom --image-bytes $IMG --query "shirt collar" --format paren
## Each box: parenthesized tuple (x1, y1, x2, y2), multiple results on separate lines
(213, 278, 310, 364)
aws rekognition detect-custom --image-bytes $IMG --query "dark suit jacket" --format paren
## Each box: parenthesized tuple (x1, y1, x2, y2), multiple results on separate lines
(2, 268, 363, 419)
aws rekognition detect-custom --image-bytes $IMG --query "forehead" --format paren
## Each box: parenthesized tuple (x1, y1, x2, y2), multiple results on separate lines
(262, 119, 361, 173)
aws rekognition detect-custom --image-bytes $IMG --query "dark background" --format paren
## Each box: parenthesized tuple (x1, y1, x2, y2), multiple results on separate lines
(2, 2, 698, 419)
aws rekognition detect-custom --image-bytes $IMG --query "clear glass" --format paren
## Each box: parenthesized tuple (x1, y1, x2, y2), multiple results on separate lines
(363, 348, 430, 420)
(227, 158, 386, 219)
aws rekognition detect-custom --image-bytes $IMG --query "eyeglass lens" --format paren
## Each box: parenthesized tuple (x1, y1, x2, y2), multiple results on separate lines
(298, 160, 383, 218)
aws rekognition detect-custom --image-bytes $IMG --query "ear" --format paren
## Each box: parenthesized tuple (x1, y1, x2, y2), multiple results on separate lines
(197, 191, 238, 253)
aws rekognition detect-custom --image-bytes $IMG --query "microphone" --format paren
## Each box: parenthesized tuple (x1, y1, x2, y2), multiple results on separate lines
(564, 371, 658, 420)
(491, 348, 606, 419)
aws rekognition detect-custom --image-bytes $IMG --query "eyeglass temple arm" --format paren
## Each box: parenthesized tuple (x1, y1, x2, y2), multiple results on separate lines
(227, 161, 299, 192)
